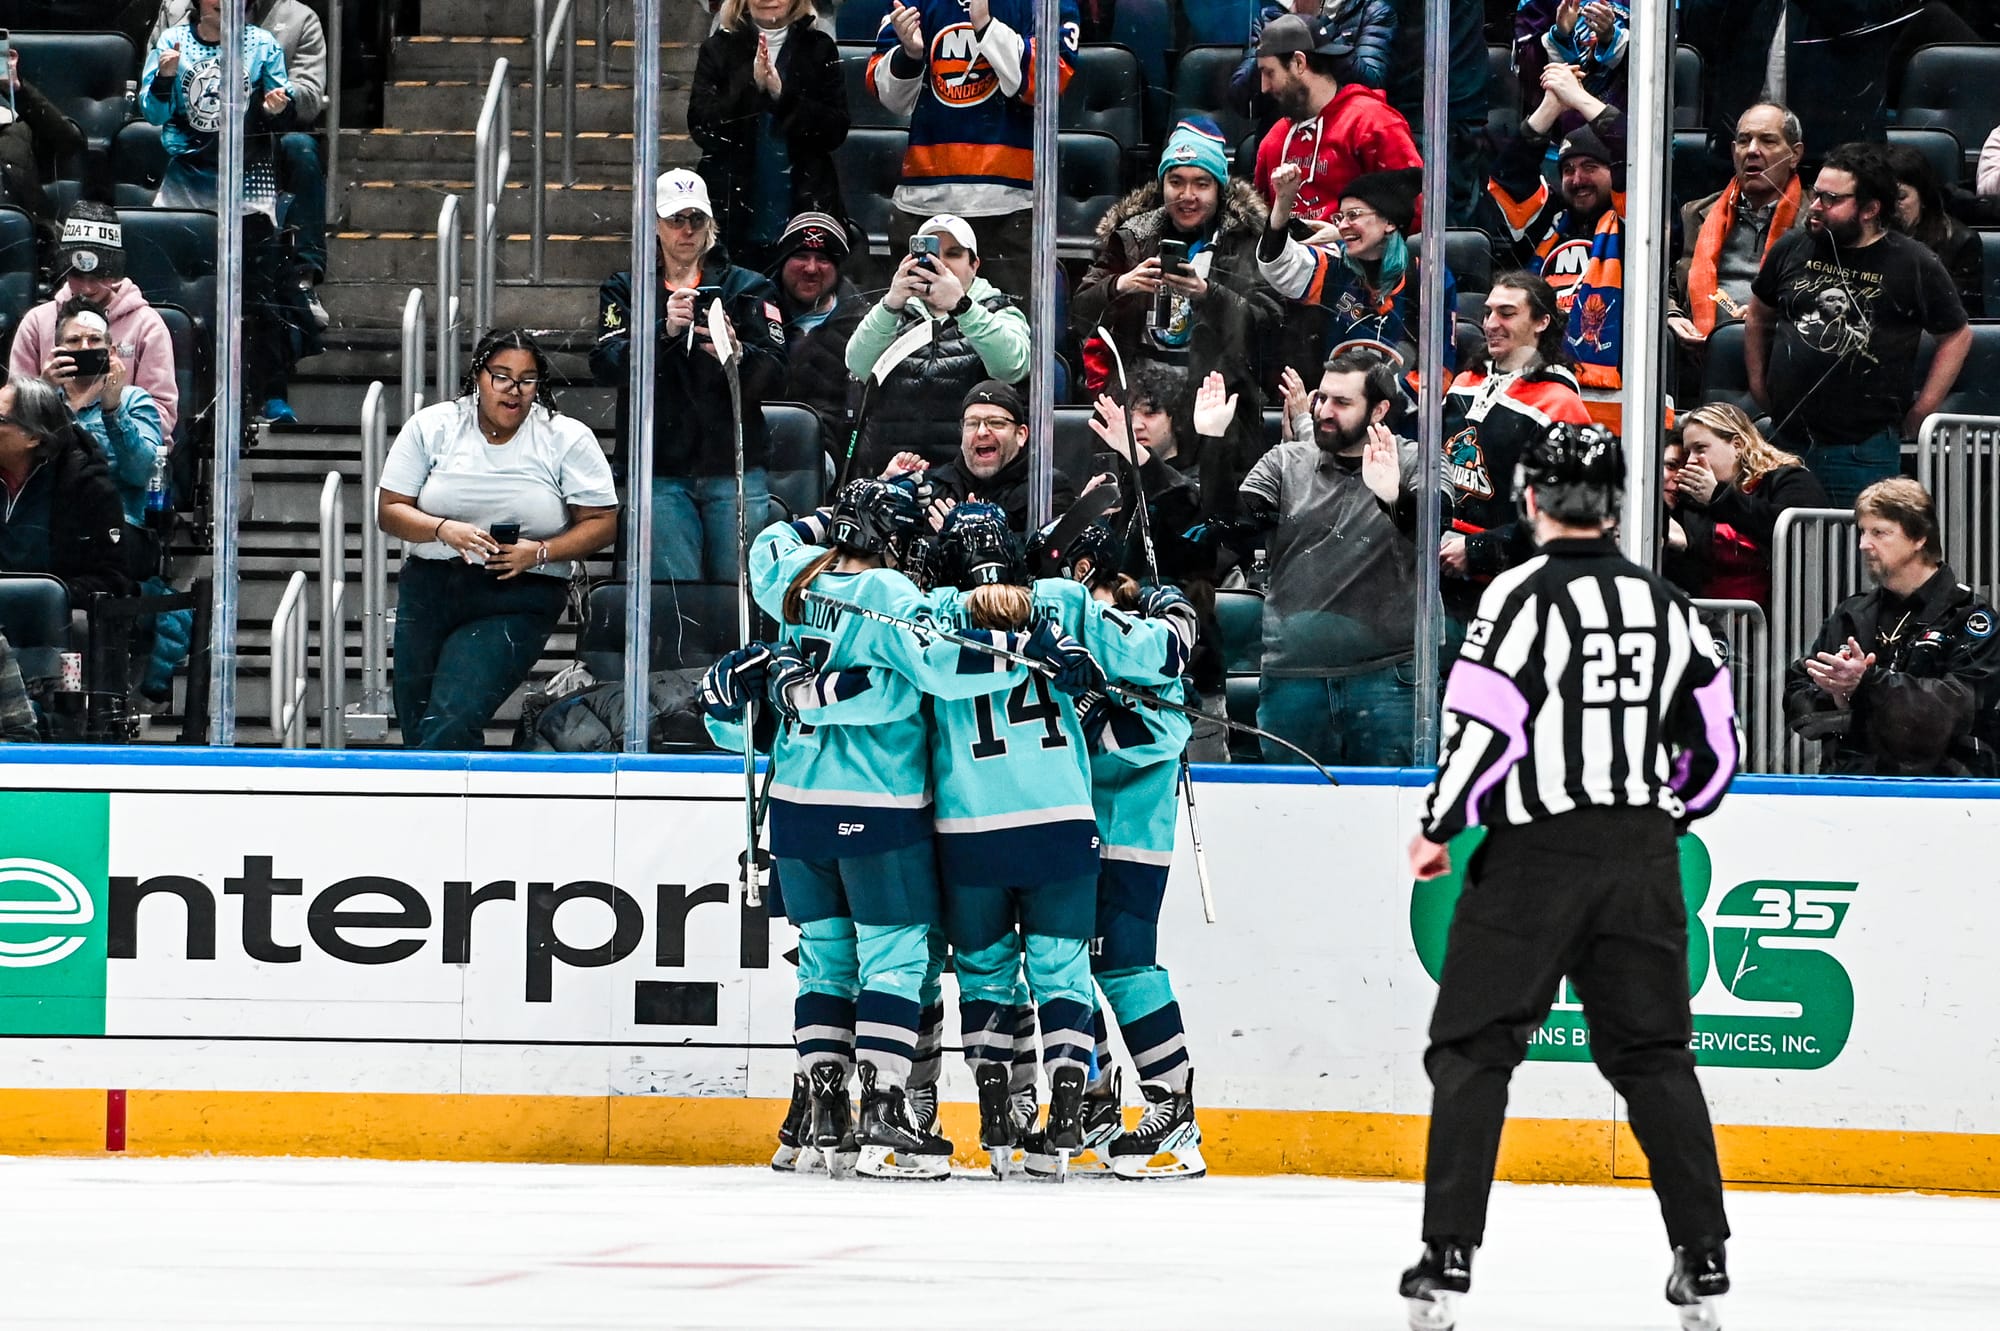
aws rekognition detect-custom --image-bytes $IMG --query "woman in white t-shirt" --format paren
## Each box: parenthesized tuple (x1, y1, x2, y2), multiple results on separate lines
(376, 329, 620, 748)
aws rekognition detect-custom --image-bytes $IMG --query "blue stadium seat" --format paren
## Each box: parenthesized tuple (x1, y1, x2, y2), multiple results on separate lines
(1212, 586, 1263, 675)
(1701, 320, 1750, 407)
(1170, 45, 1253, 150)
(1445, 229, 1493, 295)
(1181, 0, 1256, 46)
(1053, 405, 1095, 485)
(579, 582, 770, 680)
(764, 402, 829, 520)
(835, 0, 892, 41)
(45, 180, 156, 217)
(839, 42, 905, 130)
(1062, 45, 1145, 158)
(833, 128, 906, 257)
(1673, 44, 1702, 129)
(0, 207, 36, 353)
(14, 31, 137, 155)
(1057, 130, 1125, 258)
(1486, 44, 1520, 145)
(113, 120, 169, 194)
(152, 302, 202, 458)
(1111, 0, 1172, 135)
(1897, 44, 2000, 181)
(116, 207, 218, 336)
(1933, 323, 2000, 419)
(1886, 126, 1965, 188)
(1673, 128, 1731, 210)
(0, 573, 71, 686)
(1978, 230, 2000, 321)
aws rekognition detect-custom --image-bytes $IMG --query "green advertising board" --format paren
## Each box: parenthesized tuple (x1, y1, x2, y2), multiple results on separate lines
(0, 791, 111, 1036)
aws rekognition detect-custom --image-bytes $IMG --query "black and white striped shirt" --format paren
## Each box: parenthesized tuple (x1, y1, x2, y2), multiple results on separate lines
(1421, 536, 1741, 841)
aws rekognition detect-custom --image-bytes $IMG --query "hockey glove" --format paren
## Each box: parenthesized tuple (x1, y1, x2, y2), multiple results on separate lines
(1023, 617, 1106, 698)
(788, 507, 835, 545)
(1073, 688, 1111, 749)
(1136, 584, 1193, 620)
(1136, 583, 1199, 674)
(763, 644, 815, 725)
(697, 643, 776, 721)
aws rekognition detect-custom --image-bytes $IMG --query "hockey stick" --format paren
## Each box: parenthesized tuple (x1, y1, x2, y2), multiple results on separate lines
(799, 587, 1339, 785)
(1095, 325, 1217, 922)
(834, 318, 935, 493)
(709, 296, 764, 909)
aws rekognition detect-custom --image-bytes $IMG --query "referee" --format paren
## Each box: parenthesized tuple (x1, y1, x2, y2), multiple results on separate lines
(1400, 424, 1741, 1331)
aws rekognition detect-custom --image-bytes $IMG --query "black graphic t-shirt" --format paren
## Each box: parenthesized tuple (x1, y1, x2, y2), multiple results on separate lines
(1752, 229, 1966, 443)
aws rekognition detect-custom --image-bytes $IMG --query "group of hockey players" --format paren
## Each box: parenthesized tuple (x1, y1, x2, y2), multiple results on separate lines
(697, 465, 1204, 1183)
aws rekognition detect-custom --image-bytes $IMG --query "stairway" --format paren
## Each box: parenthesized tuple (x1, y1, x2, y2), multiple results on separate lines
(178, 0, 708, 748)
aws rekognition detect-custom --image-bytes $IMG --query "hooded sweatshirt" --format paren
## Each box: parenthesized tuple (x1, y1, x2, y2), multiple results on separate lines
(9, 280, 181, 439)
(1252, 83, 1422, 224)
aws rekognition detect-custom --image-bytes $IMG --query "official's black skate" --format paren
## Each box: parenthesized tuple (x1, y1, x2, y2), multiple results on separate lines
(806, 1062, 857, 1177)
(1109, 1073, 1206, 1181)
(1665, 1240, 1729, 1331)
(1026, 1069, 1122, 1178)
(1399, 1241, 1474, 1331)
(973, 1064, 1016, 1179)
(854, 1063, 952, 1181)
(771, 1072, 816, 1174)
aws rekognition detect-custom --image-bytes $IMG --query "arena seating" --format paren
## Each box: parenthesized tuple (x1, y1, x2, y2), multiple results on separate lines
(116, 207, 218, 337)
(1897, 44, 2000, 181)
(0, 208, 38, 351)
(764, 403, 829, 523)
(13, 30, 138, 155)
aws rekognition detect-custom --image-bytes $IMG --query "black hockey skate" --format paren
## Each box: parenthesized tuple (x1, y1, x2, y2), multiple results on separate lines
(1039, 1067, 1088, 1181)
(1399, 1241, 1474, 1331)
(1026, 1069, 1122, 1179)
(806, 1062, 857, 1177)
(973, 1064, 1016, 1179)
(854, 1063, 952, 1182)
(1666, 1240, 1729, 1331)
(1109, 1074, 1206, 1181)
(771, 1072, 816, 1174)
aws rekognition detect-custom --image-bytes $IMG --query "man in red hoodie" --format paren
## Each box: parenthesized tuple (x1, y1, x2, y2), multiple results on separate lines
(1251, 14, 1421, 225)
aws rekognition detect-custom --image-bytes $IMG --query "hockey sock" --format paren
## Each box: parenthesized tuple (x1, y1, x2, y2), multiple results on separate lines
(911, 1002, 944, 1090)
(958, 999, 1014, 1077)
(854, 990, 921, 1091)
(794, 991, 856, 1074)
(1098, 968, 1189, 1093)
(1009, 1003, 1039, 1094)
(1090, 1006, 1117, 1093)
(1036, 998, 1096, 1081)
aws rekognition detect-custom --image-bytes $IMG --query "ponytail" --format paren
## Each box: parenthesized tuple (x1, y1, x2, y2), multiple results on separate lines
(782, 548, 841, 625)
(965, 583, 1034, 631)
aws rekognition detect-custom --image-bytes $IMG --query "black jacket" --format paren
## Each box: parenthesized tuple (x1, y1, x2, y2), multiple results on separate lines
(928, 449, 1077, 536)
(1784, 564, 2000, 776)
(781, 278, 867, 464)
(849, 284, 1028, 475)
(589, 241, 788, 477)
(1664, 463, 1829, 601)
(0, 426, 137, 601)
(690, 20, 848, 271)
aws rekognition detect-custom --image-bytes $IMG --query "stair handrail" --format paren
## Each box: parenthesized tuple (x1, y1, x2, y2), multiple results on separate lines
(325, 0, 344, 221)
(436, 194, 462, 395)
(400, 286, 428, 424)
(596, 0, 611, 87)
(349, 381, 392, 741)
(472, 57, 511, 340)
(533, 0, 581, 283)
(318, 471, 348, 750)
(271, 569, 310, 748)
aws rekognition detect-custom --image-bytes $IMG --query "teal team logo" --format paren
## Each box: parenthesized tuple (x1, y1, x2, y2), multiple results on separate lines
(1410, 830, 1857, 1070)
(0, 793, 111, 1036)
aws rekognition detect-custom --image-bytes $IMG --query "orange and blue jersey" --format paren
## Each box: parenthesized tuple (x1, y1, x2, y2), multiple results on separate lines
(1487, 144, 1627, 392)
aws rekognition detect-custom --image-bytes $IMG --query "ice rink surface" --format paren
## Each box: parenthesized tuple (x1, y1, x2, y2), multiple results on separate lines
(2, 1156, 1992, 1330)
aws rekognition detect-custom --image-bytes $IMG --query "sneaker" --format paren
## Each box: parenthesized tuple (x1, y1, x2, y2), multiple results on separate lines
(301, 280, 330, 330)
(1109, 1074, 1206, 1181)
(1399, 1241, 1474, 1331)
(1666, 1240, 1728, 1331)
(770, 1072, 815, 1174)
(854, 1063, 952, 1181)
(261, 397, 298, 427)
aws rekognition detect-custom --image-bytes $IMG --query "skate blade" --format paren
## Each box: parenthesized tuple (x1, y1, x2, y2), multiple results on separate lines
(1675, 1298, 1723, 1331)
(984, 1148, 1018, 1180)
(817, 1146, 858, 1178)
(772, 1145, 825, 1175)
(1405, 1291, 1458, 1331)
(854, 1145, 950, 1181)
(1111, 1146, 1208, 1181)
(1024, 1146, 1115, 1179)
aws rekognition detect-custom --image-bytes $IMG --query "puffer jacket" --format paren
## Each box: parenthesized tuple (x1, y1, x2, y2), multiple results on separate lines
(1234, 0, 1398, 95)
(780, 278, 867, 463)
(1072, 178, 1278, 513)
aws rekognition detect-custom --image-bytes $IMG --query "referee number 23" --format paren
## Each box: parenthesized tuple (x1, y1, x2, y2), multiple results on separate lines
(1579, 630, 1657, 704)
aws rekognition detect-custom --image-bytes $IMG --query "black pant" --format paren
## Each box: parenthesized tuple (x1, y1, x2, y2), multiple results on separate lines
(1420, 807, 1729, 1250)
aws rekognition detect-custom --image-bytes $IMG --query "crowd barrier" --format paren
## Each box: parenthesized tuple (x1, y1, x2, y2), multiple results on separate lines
(1769, 508, 1864, 774)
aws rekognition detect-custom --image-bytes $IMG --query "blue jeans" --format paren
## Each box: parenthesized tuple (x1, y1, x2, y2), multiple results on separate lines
(391, 556, 567, 749)
(277, 132, 327, 279)
(651, 472, 769, 582)
(1257, 660, 1418, 767)
(1793, 428, 1900, 511)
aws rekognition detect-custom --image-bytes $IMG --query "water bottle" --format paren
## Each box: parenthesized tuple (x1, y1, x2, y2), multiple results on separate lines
(145, 450, 170, 524)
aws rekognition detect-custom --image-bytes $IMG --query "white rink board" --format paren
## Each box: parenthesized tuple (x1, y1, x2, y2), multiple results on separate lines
(2, 755, 1999, 1141)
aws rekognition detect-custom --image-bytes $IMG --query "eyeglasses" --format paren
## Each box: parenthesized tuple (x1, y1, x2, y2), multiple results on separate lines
(484, 368, 542, 392)
(962, 415, 1017, 434)
(1330, 208, 1379, 225)
(1809, 188, 1855, 208)
(661, 211, 708, 231)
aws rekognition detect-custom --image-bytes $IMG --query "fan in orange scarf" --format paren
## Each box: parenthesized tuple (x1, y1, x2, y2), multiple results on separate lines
(1669, 103, 1805, 343)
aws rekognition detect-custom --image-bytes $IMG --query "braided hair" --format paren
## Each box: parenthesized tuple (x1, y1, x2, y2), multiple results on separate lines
(460, 327, 561, 417)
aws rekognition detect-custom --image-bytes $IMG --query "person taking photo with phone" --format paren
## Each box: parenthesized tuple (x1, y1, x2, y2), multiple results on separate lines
(41, 298, 165, 529)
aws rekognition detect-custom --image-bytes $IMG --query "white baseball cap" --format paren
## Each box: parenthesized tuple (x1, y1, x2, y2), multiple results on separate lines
(917, 213, 979, 255)
(656, 169, 714, 220)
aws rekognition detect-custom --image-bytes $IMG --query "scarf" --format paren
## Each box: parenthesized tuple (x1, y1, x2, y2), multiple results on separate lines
(1686, 175, 1801, 335)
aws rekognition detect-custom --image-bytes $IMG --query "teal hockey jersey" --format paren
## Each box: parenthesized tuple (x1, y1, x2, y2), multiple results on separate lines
(1090, 684, 1193, 868)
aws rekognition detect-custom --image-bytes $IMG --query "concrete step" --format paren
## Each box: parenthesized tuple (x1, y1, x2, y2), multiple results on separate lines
(338, 152, 650, 188)
(315, 281, 602, 339)
(418, 0, 644, 40)
(347, 180, 640, 235)
(271, 378, 622, 433)
(344, 127, 675, 168)
(382, 81, 688, 138)
(392, 35, 701, 81)
(328, 231, 630, 284)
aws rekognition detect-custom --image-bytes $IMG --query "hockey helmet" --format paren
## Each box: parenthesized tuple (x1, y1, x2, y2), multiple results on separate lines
(1515, 422, 1625, 523)
(938, 502, 1027, 589)
(829, 478, 923, 556)
(1030, 517, 1122, 584)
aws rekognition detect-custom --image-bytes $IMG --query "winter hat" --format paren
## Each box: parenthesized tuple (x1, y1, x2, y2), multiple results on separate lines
(1157, 116, 1232, 188)
(961, 380, 1024, 424)
(656, 168, 714, 219)
(1340, 168, 1423, 232)
(58, 201, 125, 282)
(1557, 125, 1617, 170)
(770, 210, 852, 267)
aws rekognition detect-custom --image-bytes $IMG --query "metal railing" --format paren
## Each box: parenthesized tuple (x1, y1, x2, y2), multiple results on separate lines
(400, 286, 428, 423)
(325, 0, 344, 222)
(1691, 598, 1773, 774)
(270, 570, 311, 748)
(472, 58, 512, 340)
(318, 471, 348, 751)
(1769, 508, 1866, 773)
(348, 382, 392, 742)
(596, 0, 611, 86)
(533, 0, 581, 282)
(436, 195, 462, 397)
(1917, 413, 2000, 608)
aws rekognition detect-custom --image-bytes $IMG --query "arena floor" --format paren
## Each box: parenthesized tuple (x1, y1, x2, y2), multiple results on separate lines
(2, 1156, 1989, 1328)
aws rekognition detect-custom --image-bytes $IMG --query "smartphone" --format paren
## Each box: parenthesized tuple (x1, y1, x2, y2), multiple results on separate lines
(65, 347, 110, 378)
(489, 521, 521, 547)
(908, 234, 941, 270)
(1156, 239, 1190, 277)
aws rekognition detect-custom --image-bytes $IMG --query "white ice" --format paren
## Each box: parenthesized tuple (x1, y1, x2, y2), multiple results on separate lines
(1, 1157, 1992, 1329)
